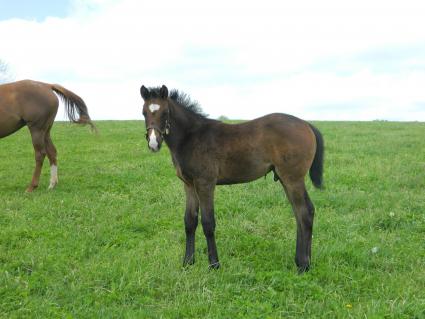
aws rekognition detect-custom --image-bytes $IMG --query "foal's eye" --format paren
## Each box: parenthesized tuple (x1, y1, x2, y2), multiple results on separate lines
(142, 110, 147, 117)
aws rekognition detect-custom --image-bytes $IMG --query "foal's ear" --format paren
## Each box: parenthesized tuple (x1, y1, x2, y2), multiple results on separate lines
(160, 85, 168, 99)
(140, 85, 150, 100)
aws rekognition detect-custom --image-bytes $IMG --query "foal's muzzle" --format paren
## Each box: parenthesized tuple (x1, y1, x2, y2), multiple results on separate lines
(146, 128, 162, 152)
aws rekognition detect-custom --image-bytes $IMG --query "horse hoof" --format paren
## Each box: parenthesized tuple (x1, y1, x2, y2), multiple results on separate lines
(183, 258, 195, 267)
(26, 186, 36, 193)
(48, 183, 57, 190)
(208, 262, 220, 270)
(297, 264, 310, 274)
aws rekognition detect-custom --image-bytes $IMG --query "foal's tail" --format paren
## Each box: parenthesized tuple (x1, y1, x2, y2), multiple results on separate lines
(51, 84, 96, 131)
(308, 124, 324, 189)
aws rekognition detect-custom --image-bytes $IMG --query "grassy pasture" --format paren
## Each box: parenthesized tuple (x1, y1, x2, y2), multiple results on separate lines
(0, 120, 424, 318)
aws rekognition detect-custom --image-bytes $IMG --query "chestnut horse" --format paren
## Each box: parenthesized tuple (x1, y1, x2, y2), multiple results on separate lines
(140, 85, 324, 273)
(0, 80, 95, 192)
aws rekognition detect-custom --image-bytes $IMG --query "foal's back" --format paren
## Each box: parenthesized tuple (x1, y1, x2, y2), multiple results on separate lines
(211, 113, 315, 155)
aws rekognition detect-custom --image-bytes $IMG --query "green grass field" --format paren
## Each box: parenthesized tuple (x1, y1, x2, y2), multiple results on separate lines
(1, 120, 424, 318)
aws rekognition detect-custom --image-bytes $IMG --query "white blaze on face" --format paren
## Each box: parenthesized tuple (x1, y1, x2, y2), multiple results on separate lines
(149, 103, 160, 113)
(49, 164, 58, 189)
(148, 130, 159, 151)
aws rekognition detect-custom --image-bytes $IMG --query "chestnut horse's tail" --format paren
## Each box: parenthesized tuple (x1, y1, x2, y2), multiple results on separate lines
(308, 124, 324, 189)
(51, 84, 96, 131)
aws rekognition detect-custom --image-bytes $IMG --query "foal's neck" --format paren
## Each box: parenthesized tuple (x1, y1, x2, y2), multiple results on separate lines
(164, 100, 208, 152)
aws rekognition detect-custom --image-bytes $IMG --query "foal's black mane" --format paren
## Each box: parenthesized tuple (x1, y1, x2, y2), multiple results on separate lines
(148, 87, 207, 119)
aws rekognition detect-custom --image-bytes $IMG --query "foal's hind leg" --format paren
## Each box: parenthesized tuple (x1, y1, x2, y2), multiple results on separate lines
(27, 128, 47, 192)
(280, 178, 315, 273)
(183, 184, 199, 266)
(45, 131, 58, 189)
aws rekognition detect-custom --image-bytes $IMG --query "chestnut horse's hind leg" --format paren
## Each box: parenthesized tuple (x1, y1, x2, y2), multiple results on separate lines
(45, 131, 58, 189)
(27, 127, 47, 192)
(183, 184, 199, 266)
(281, 179, 315, 273)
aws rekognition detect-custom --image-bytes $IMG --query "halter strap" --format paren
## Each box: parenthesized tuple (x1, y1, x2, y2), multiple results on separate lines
(145, 109, 171, 139)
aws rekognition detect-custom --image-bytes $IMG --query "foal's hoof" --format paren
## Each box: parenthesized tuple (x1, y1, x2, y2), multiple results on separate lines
(183, 257, 195, 267)
(208, 262, 220, 270)
(297, 264, 311, 274)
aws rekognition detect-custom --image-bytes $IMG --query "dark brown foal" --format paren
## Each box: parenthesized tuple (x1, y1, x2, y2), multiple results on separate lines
(0, 80, 95, 192)
(140, 85, 324, 273)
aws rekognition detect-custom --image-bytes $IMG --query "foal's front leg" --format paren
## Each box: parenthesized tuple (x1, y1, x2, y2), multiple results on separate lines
(183, 184, 199, 266)
(195, 179, 220, 269)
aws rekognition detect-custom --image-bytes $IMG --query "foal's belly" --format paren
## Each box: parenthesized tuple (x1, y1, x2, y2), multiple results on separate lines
(216, 158, 271, 185)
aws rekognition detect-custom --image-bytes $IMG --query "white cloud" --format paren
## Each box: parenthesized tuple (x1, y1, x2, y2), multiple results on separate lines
(1, 0, 425, 121)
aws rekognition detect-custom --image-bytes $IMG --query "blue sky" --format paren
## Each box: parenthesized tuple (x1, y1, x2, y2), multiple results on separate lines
(0, 0, 70, 21)
(1, 0, 425, 121)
